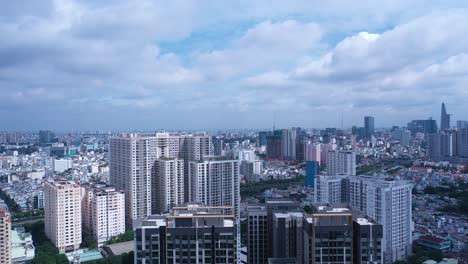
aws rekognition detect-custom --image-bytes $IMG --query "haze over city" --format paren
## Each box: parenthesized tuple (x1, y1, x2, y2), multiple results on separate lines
(2, 1, 468, 130)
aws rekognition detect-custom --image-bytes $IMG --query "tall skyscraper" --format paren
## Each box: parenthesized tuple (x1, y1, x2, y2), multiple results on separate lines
(39, 130, 56, 144)
(314, 175, 349, 204)
(305, 142, 322, 165)
(272, 212, 304, 261)
(408, 118, 438, 135)
(247, 205, 268, 264)
(305, 160, 319, 187)
(81, 183, 126, 245)
(0, 200, 11, 264)
(353, 217, 384, 264)
(364, 116, 375, 139)
(281, 129, 297, 160)
(440, 103, 451, 131)
(326, 149, 356, 176)
(189, 156, 240, 217)
(110, 132, 213, 226)
(152, 158, 184, 214)
(134, 205, 237, 264)
(427, 132, 457, 160)
(44, 180, 82, 253)
(456, 128, 468, 158)
(392, 129, 411, 146)
(303, 204, 354, 264)
(456, 120, 468, 129)
(349, 175, 412, 263)
(266, 130, 283, 159)
(258, 131, 268, 146)
(247, 200, 299, 264)
(212, 136, 224, 155)
(109, 134, 159, 225)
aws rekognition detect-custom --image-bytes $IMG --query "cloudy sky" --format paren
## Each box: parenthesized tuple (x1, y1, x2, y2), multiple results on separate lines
(1, 0, 468, 131)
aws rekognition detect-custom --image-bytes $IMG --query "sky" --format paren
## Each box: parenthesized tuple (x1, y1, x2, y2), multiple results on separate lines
(1, 0, 468, 131)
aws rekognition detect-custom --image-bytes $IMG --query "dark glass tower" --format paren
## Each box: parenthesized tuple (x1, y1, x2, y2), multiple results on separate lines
(440, 103, 451, 131)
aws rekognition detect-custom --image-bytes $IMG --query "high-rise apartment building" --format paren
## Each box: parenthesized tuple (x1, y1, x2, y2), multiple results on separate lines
(314, 175, 349, 204)
(272, 212, 304, 262)
(247, 205, 269, 264)
(178, 133, 213, 202)
(305, 161, 319, 187)
(456, 120, 468, 129)
(392, 129, 411, 146)
(364, 116, 375, 139)
(303, 204, 354, 264)
(44, 180, 82, 253)
(456, 128, 468, 158)
(326, 149, 356, 176)
(39, 130, 56, 144)
(407, 119, 437, 135)
(247, 200, 299, 264)
(110, 132, 212, 226)
(353, 217, 384, 263)
(258, 131, 268, 146)
(266, 130, 283, 159)
(427, 132, 457, 160)
(349, 176, 412, 263)
(110, 134, 159, 225)
(0, 200, 11, 264)
(81, 183, 125, 245)
(281, 129, 297, 160)
(134, 205, 237, 264)
(189, 156, 239, 217)
(440, 103, 451, 131)
(152, 158, 184, 214)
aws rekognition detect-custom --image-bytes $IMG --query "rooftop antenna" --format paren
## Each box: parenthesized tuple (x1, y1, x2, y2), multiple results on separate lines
(273, 112, 276, 131)
(341, 112, 344, 130)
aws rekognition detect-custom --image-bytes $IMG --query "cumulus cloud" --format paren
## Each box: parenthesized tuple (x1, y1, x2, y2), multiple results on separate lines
(1, 1, 468, 130)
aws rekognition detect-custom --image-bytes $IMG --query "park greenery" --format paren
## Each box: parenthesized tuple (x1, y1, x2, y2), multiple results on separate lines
(106, 230, 135, 245)
(0, 188, 20, 211)
(393, 244, 443, 264)
(424, 183, 468, 216)
(12, 209, 44, 221)
(23, 220, 69, 264)
(240, 176, 304, 197)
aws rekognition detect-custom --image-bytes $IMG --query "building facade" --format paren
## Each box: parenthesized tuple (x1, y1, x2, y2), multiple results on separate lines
(152, 158, 184, 214)
(189, 156, 240, 217)
(0, 200, 11, 264)
(44, 180, 82, 253)
(349, 176, 412, 263)
(326, 150, 356, 176)
(134, 205, 237, 264)
(81, 183, 125, 245)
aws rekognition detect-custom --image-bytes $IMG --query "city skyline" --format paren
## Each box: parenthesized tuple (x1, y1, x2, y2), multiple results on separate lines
(1, 1, 468, 130)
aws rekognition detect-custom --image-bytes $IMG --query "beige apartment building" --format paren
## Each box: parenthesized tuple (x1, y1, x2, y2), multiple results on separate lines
(44, 180, 82, 253)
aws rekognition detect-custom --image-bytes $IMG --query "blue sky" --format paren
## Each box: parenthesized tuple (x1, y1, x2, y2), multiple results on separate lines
(1, 0, 468, 131)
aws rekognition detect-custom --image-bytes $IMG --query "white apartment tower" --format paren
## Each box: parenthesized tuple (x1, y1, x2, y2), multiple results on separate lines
(326, 149, 356, 176)
(110, 132, 213, 226)
(349, 176, 412, 263)
(189, 156, 240, 217)
(152, 158, 184, 214)
(109, 134, 159, 225)
(44, 180, 82, 253)
(82, 184, 125, 245)
(314, 175, 348, 204)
